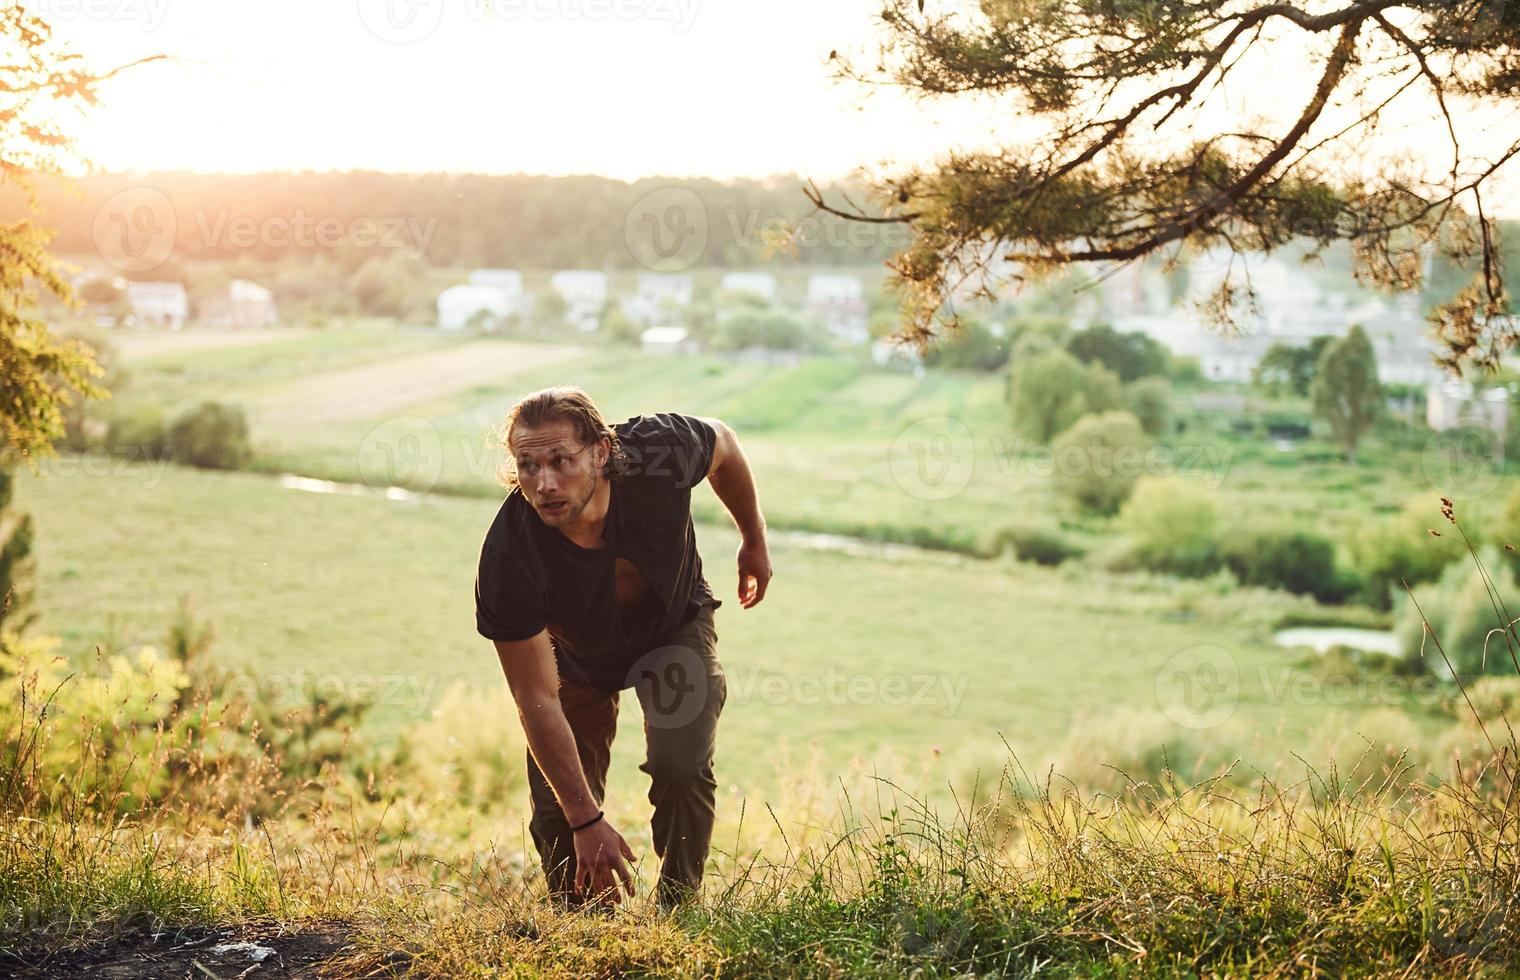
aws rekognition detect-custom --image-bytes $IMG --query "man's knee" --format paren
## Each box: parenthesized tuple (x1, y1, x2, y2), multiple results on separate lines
(641, 741, 717, 789)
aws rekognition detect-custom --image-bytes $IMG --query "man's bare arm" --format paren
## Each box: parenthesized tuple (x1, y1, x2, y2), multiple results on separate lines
(494, 630, 635, 901)
(493, 630, 601, 824)
(696, 417, 772, 608)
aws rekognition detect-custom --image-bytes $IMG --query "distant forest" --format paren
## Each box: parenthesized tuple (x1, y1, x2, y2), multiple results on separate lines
(11, 172, 903, 272)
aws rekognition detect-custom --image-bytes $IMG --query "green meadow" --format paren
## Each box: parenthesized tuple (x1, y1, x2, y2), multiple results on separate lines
(23, 326, 1463, 800)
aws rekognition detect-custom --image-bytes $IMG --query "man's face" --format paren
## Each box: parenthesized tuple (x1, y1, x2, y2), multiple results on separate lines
(509, 419, 605, 528)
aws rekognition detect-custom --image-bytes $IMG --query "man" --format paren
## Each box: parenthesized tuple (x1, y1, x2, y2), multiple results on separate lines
(474, 385, 771, 909)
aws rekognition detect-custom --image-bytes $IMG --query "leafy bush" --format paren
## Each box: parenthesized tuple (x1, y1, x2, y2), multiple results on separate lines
(1117, 476, 1222, 576)
(1395, 547, 1520, 678)
(992, 524, 1084, 566)
(1127, 377, 1172, 436)
(167, 401, 251, 470)
(1221, 526, 1348, 602)
(1051, 411, 1150, 514)
(105, 402, 168, 459)
(1348, 497, 1468, 610)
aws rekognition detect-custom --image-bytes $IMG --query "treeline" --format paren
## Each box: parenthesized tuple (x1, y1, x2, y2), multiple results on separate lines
(11, 171, 903, 272)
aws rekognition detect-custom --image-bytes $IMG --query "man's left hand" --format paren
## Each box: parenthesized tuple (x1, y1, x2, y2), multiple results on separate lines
(736, 537, 772, 608)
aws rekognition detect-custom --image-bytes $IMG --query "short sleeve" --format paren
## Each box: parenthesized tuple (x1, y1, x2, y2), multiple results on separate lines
(475, 539, 546, 642)
(622, 412, 717, 489)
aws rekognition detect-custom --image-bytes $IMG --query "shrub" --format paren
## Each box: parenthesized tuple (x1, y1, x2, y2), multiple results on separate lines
(1051, 411, 1150, 514)
(1495, 482, 1520, 577)
(1221, 526, 1346, 602)
(1395, 547, 1520, 678)
(1127, 377, 1172, 436)
(1117, 476, 1222, 576)
(1347, 497, 1467, 610)
(1007, 347, 1090, 443)
(105, 402, 168, 459)
(992, 524, 1084, 566)
(167, 401, 251, 470)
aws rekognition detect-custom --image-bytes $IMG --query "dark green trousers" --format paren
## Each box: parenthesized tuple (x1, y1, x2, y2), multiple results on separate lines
(527, 603, 726, 908)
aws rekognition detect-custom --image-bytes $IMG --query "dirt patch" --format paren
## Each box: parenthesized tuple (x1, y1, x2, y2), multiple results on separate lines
(251, 340, 581, 428)
(5, 919, 374, 979)
(110, 328, 314, 362)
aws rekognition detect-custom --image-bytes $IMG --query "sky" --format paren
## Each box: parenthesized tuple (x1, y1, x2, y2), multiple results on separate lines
(32, 0, 1520, 214)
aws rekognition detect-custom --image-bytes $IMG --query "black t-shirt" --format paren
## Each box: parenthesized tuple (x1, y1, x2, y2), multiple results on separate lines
(474, 411, 722, 691)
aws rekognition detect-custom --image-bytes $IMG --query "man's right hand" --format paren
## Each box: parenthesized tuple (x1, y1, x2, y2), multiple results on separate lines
(574, 817, 637, 905)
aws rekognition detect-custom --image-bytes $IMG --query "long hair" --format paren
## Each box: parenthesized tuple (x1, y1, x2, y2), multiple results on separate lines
(495, 385, 628, 491)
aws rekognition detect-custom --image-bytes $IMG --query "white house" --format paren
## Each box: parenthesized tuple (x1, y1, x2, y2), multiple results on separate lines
(638, 273, 693, 307)
(200, 279, 277, 329)
(1428, 382, 1511, 433)
(806, 273, 868, 345)
(719, 271, 777, 301)
(467, 269, 524, 313)
(640, 325, 693, 355)
(623, 273, 694, 326)
(125, 281, 189, 329)
(549, 270, 608, 330)
(437, 284, 514, 331)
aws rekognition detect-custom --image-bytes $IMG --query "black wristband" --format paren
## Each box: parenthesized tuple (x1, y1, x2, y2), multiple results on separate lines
(570, 810, 605, 833)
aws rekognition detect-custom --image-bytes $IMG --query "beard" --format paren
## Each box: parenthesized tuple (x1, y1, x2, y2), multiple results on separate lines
(539, 472, 597, 527)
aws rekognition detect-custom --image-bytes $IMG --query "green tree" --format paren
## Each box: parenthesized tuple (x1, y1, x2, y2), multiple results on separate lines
(0, 469, 36, 632)
(1118, 476, 1222, 577)
(0, 7, 127, 463)
(1066, 324, 1170, 382)
(1007, 347, 1089, 443)
(1253, 336, 1333, 396)
(1310, 325, 1382, 461)
(815, 1, 1520, 371)
(1127, 377, 1173, 437)
(1052, 411, 1151, 514)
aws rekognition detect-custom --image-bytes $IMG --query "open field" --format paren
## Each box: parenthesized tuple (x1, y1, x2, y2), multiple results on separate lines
(23, 450, 1449, 799)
